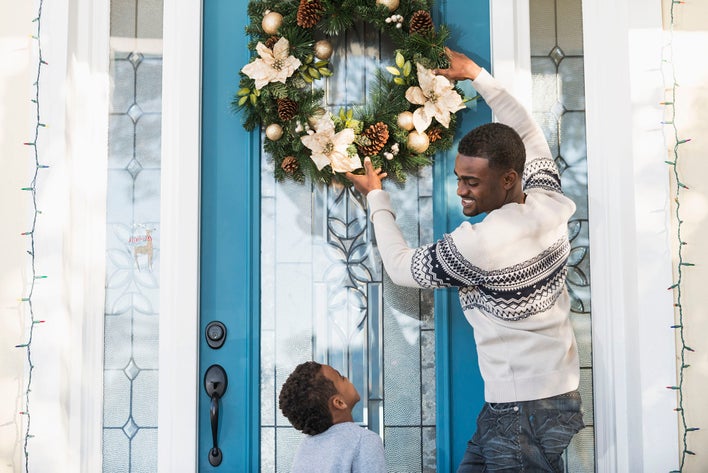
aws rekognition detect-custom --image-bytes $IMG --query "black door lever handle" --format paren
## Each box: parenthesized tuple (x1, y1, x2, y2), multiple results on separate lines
(204, 364, 228, 466)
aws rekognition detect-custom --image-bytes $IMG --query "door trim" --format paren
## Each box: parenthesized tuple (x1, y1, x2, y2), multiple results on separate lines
(490, 0, 531, 109)
(62, 0, 111, 471)
(157, 1, 202, 472)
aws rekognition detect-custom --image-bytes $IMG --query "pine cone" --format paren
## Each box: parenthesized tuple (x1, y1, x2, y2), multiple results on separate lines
(426, 127, 442, 143)
(358, 122, 390, 156)
(409, 10, 434, 34)
(297, 0, 324, 29)
(264, 35, 280, 49)
(277, 98, 299, 121)
(281, 156, 299, 174)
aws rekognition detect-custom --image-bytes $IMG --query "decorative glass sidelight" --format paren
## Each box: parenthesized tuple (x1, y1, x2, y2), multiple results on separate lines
(530, 0, 595, 471)
(260, 21, 436, 473)
(103, 1, 163, 471)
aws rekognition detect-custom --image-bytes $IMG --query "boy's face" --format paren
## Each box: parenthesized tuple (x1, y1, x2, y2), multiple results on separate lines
(321, 365, 360, 408)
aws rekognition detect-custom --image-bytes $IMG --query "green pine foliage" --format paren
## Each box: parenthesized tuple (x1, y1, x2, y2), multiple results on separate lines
(234, 0, 476, 184)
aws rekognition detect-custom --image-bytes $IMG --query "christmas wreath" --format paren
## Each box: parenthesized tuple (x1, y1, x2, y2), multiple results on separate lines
(234, 0, 471, 184)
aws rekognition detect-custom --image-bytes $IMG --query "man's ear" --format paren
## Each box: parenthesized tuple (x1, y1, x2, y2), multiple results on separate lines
(502, 169, 519, 190)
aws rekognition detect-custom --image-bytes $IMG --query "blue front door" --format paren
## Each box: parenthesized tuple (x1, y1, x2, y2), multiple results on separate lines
(198, 1, 491, 471)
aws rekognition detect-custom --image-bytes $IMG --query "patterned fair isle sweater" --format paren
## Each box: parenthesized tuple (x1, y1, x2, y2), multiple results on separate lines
(367, 69, 580, 403)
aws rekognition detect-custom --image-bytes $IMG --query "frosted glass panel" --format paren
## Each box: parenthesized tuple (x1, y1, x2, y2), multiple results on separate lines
(384, 427, 422, 473)
(260, 21, 435, 472)
(557, 0, 584, 55)
(530, 0, 556, 55)
(530, 1, 594, 471)
(104, 1, 163, 472)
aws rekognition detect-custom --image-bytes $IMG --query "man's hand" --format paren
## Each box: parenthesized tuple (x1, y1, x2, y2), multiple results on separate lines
(433, 47, 482, 82)
(345, 157, 387, 196)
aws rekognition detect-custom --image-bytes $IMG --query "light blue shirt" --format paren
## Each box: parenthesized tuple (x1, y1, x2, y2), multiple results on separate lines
(291, 422, 385, 473)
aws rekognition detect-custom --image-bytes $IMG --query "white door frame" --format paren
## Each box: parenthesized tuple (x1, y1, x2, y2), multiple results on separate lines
(582, 0, 678, 470)
(157, 1, 202, 472)
(156, 1, 679, 472)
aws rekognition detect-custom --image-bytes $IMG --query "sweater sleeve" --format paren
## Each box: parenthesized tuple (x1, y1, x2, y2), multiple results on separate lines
(366, 189, 419, 287)
(472, 69, 562, 194)
(367, 190, 484, 289)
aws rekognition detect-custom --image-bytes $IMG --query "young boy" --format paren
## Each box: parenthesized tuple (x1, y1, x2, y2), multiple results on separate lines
(279, 361, 385, 473)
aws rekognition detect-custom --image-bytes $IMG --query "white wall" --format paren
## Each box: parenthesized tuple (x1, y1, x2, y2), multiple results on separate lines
(0, 1, 106, 472)
(0, 1, 74, 470)
(0, 2, 35, 470)
(663, 1, 708, 471)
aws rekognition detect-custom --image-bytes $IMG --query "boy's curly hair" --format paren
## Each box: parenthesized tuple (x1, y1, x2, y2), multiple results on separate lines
(279, 361, 337, 435)
(458, 122, 526, 175)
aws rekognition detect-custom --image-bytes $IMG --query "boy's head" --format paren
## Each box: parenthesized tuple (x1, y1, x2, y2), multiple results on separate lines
(279, 361, 360, 435)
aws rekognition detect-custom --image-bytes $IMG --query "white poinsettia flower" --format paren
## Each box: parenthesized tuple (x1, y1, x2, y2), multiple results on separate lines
(301, 114, 362, 173)
(241, 37, 302, 90)
(405, 63, 466, 133)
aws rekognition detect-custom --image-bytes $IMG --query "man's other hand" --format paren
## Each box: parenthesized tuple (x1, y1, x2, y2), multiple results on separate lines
(345, 157, 387, 196)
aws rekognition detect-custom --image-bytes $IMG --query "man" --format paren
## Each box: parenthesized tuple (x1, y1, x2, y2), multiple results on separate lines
(346, 48, 584, 472)
(279, 361, 385, 473)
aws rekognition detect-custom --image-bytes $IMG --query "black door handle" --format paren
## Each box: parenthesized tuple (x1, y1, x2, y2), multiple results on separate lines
(204, 364, 228, 466)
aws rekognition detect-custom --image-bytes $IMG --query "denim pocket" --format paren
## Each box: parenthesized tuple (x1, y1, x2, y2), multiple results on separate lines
(527, 393, 585, 461)
(472, 403, 523, 471)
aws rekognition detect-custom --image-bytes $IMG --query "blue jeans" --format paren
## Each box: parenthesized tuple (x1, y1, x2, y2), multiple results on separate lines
(456, 390, 585, 472)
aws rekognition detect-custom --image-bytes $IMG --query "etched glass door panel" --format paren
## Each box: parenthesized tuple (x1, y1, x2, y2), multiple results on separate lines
(260, 21, 436, 472)
(104, 1, 163, 471)
(530, 0, 594, 470)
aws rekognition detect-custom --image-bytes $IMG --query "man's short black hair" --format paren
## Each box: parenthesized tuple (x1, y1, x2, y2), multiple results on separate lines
(279, 361, 338, 435)
(458, 122, 525, 175)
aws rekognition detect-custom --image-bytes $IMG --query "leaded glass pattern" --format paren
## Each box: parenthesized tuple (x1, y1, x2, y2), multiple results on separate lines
(530, 1, 594, 471)
(104, 1, 163, 471)
(260, 21, 435, 473)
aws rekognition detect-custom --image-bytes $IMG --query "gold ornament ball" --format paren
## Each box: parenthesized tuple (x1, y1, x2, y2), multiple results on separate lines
(397, 111, 415, 131)
(265, 123, 284, 141)
(376, 0, 400, 12)
(314, 39, 333, 60)
(262, 11, 283, 35)
(407, 130, 430, 154)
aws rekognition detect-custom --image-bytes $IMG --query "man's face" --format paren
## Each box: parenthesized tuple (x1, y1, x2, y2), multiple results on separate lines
(454, 154, 510, 217)
(321, 365, 360, 408)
